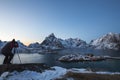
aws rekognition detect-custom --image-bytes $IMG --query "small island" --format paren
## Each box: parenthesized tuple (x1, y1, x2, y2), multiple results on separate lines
(59, 54, 107, 62)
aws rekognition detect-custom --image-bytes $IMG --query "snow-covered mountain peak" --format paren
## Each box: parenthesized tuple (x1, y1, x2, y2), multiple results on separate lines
(108, 32, 114, 35)
(45, 33, 57, 41)
(44, 33, 58, 42)
(41, 33, 88, 49)
(48, 33, 55, 37)
(16, 40, 27, 48)
(100, 33, 120, 43)
(90, 33, 120, 50)
(28, 42, 41, 48)
(46, 33, 56, 40)
(64, 38, 87, 48)
(41, 33, 64, 49)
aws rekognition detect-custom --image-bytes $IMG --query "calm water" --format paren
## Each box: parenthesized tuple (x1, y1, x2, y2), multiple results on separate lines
(0, 48, 120, 72)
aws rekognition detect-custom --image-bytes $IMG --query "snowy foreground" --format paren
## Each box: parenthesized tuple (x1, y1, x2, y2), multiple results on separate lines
(0, 66, 120, 80)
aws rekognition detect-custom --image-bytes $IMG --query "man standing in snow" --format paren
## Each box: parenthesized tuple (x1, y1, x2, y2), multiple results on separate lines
(1, 39, 19, 64)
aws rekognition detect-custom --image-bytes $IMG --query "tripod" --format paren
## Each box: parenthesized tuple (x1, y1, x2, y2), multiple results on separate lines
(12, 48, 22, 64)
(17, 52, 22, 64)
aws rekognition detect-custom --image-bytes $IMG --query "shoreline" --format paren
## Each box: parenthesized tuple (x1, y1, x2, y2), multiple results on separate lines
(0, 64, 120, 80)
(0, 63, 50, 74)
(0, 63, 120, 74)
(56, 72, 120, 80)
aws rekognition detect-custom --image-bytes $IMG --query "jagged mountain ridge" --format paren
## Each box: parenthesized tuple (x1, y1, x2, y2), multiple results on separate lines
(40, 33, 88, 49)
(0, 32, 120, 53)
(29, 32, 120, 50)
(41, 33, 64, 49)
(64, 38, 87, 48)
(90, 32, 120, 50)
(28, 42, 42, 48)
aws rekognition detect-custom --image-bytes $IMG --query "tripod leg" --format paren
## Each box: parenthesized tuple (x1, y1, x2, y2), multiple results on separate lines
(17, 53, 22, 64)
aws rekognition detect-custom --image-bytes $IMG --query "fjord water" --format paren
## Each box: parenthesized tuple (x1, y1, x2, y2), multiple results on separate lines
(0, 48, 120, 72)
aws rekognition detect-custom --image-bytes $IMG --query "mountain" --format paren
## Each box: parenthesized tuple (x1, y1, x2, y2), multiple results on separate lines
(90, 32, 120, 50)
(16, 40, 29, 53)
(41, 33, 64, 49)
(28, 42, 41, 48)
(1, 32, 119, 53)
(64, 38, 87, 48)
(41, 33, 88, 49)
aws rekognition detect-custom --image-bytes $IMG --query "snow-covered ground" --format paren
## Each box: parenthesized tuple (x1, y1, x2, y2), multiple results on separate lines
(0, 66, 120, 80)
(0, 66, 66, 80)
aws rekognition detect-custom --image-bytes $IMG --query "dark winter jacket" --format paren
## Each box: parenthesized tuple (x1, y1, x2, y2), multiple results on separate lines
(1, 42, 18, 55)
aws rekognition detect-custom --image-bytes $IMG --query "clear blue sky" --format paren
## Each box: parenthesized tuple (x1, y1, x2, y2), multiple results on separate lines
(0, 0, 120, 45)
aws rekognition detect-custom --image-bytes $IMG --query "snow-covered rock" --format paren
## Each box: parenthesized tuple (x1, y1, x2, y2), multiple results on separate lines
(90, 32, 120, 50)
(0, 66, 67, 80)
(59, 54, 106, 62)
(1, 72, 10, 78)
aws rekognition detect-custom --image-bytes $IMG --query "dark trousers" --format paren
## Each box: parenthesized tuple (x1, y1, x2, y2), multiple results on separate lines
(3, 53, 14, 64)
